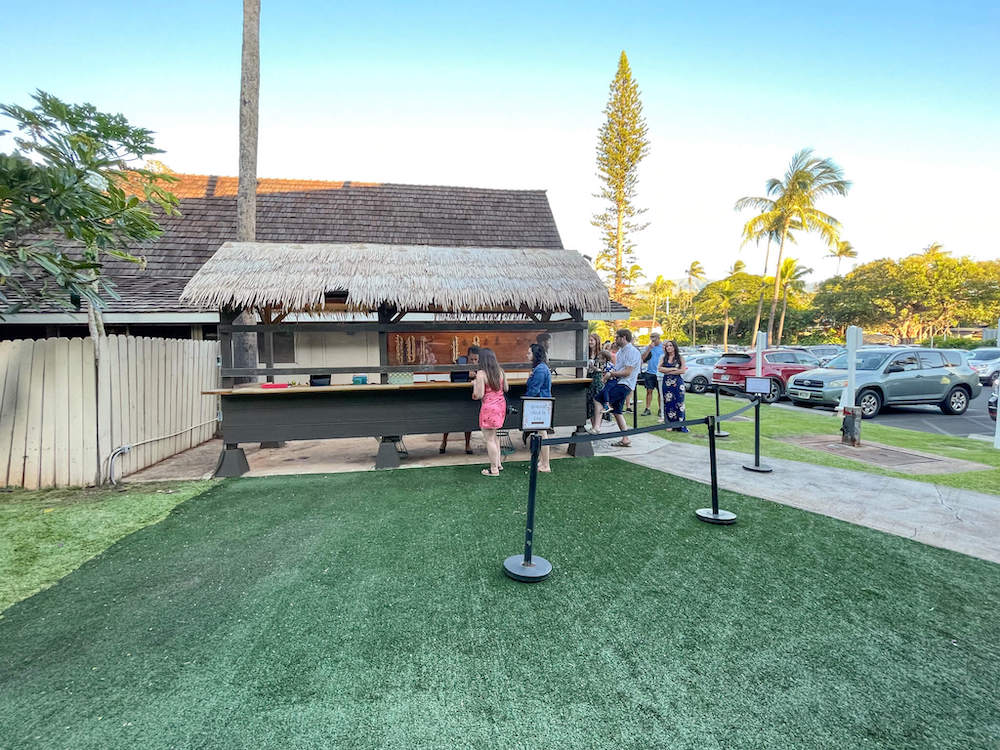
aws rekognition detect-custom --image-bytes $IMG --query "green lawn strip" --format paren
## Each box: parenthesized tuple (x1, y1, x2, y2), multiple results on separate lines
(0, 462, 997, 749)
(636, 388, 1000, 495)
(0, 480, 216, 614)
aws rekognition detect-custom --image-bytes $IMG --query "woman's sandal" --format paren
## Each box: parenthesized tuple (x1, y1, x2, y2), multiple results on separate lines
(481, 469, 500, 477)
(610, 440, 632, 448)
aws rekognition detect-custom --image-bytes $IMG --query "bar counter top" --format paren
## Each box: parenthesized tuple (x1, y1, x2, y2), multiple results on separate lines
(204, 376, 590, 396)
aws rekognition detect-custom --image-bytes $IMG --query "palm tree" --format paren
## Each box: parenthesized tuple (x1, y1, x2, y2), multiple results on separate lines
(685, 261, 705, 344)
(736, 149, 850, 344)
(233, 0, 261, 383)
(775, 258, 812, 346)
(728, 260, 746, 276)
(646, 275, 674, 326)
(714, 280, 739, 352)
(738, 208, 799, 345)
(827, 240, 857, 275)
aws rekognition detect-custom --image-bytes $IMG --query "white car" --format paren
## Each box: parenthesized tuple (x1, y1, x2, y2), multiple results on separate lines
(683, 353, 722, 393)
(968, 347, 1000, 386)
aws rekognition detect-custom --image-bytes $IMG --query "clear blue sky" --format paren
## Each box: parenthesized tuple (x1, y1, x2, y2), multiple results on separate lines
(3, 1, 998, 282)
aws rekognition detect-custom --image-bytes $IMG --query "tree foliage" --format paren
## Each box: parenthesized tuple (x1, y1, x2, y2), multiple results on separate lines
(813, 246, 1000, 342)
(0, 91, 178, 316)
(592, 51, 649, 302)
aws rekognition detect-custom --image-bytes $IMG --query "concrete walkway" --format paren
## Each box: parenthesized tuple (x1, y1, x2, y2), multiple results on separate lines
(595, 433, 1000, 565)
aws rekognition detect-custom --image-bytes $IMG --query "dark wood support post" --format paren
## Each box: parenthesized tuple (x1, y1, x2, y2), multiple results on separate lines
(219, 307, 237, 388)
(568, 308, 594, 458)
(377, 305, 394, 385)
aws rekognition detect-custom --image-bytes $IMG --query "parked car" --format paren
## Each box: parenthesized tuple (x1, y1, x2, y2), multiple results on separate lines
(967, 347, 1000, 386)
(805, 345, 844, 365)
(711, 348, 821, 402)
(787, 347, 982, 418)
(683, 353, 722, 393)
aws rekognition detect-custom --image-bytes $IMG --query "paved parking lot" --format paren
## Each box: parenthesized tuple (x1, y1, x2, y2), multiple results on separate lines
(779, 386, 997, 439)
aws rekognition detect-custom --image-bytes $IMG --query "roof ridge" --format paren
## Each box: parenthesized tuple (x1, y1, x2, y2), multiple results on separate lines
(167, 173, 548, 194)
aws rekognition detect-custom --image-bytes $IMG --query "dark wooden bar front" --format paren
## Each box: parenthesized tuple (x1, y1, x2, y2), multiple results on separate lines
(208, 378, 594, 475)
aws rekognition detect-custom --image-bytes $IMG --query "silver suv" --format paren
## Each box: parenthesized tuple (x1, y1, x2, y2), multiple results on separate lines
(968, 347, 1000, 386)
(787, 347, 983, 419)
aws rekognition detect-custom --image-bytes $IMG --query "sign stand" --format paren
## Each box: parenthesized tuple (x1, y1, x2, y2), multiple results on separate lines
(504, 434, 552, 582)
(742, 376, 773, 474)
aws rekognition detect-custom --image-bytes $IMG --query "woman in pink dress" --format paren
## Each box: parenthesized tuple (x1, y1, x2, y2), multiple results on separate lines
(472, 348, 509, 477)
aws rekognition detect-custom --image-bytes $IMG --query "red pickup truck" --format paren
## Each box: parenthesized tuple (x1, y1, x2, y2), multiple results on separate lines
(711, 349, 820, 402)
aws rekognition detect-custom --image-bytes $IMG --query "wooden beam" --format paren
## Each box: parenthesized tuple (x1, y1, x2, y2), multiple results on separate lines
(221, 320, 588, 334)
(221, 359, 588, 378)
(219, 308, 237, 387)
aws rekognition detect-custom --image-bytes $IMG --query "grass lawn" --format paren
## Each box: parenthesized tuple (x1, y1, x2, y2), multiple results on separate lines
(0, 481, 215, 613)
(2, 461, 998, 749)
(635, 388, 1000, 495)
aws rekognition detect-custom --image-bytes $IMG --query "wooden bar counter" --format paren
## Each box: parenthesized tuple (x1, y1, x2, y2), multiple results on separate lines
(208, 377, 593, 475)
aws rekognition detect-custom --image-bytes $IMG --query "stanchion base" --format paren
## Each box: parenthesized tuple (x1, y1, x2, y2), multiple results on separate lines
(503, 554, 552, 582)
(695, 508, 737, 525)
(714, 429, 730, 438)
(743, 463, 773, 473)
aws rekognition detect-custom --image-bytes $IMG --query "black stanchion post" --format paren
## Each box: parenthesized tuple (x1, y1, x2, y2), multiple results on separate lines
(696, 416, 737, 524)
(633, 386, 638, 430)
(503, 434, 552, 582)
(742, 398, 773, 473)
(713, 385, 729, 438)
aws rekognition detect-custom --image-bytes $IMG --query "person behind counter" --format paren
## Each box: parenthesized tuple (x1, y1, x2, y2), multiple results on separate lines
(523, 343, 553, 472)
(472, 347, 509, 477)
(440, 345, 480, 455)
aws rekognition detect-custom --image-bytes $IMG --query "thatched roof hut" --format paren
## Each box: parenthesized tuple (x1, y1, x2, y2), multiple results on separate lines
(180, 242, 611, 314)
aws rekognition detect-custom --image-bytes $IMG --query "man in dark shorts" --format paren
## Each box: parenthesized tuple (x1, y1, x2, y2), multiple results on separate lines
(587, 329, 641, 446)
(640, 332, 664, 417)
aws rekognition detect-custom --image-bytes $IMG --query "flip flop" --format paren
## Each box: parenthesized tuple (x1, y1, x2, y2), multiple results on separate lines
(481, 469, 500, 477)
(610, 440, 632, 447)
(465, 449, 474, 455)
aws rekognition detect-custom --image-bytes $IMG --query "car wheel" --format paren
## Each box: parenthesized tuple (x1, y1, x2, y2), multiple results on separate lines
(691, 376, 708, 394)
(761, 379, 781, 404)
(940, 386, 969, 415)
(856, 388, 882, 419)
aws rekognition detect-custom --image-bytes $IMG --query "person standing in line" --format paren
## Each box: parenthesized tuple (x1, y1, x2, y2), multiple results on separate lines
(473, 347, 509, 477)
(586, 333, 604, 426)
(659, 339, 689, 433)
(640, 332, 664, 417)
(523, 343, 553, 472)
(536, 332, 556, 376)
(588, 329, 641, 447)
(440, 345, 479, 455)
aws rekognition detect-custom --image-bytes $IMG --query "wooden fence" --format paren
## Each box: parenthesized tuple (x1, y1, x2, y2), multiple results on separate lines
(0, 336, 219, 488)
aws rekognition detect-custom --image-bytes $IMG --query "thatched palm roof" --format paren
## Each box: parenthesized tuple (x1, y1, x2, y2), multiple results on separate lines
(180, 242, 611, 313)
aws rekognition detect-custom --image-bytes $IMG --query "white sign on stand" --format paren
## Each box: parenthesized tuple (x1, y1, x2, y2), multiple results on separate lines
(745, 376, 772, 395)
(520, 397, 555, 431)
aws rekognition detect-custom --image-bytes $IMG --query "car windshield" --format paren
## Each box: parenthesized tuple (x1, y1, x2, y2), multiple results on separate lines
(824, 352, 890, 371)
(970, 349, 1000, 361)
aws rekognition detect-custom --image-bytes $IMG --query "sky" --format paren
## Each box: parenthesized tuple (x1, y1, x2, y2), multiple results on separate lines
(2, 1, 998, 285)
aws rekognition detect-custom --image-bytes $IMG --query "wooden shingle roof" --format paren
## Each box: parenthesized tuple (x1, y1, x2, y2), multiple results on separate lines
(19, 174, 569, 314)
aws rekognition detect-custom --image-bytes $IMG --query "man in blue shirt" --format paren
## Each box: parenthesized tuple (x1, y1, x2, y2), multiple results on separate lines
(640, 332, 664, 417)
(587, 328, 641, 447)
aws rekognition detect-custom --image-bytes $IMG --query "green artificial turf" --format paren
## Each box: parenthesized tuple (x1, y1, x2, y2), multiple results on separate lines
(0, 481, 216, 613)
(635, 389, 1000, 495)
(1, 462, 998, 749)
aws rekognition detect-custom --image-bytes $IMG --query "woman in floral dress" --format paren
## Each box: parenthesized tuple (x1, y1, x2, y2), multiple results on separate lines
(658, 339, 689, 433)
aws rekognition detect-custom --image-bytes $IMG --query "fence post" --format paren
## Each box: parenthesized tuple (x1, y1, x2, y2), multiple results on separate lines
(696, 416, 737, 525)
